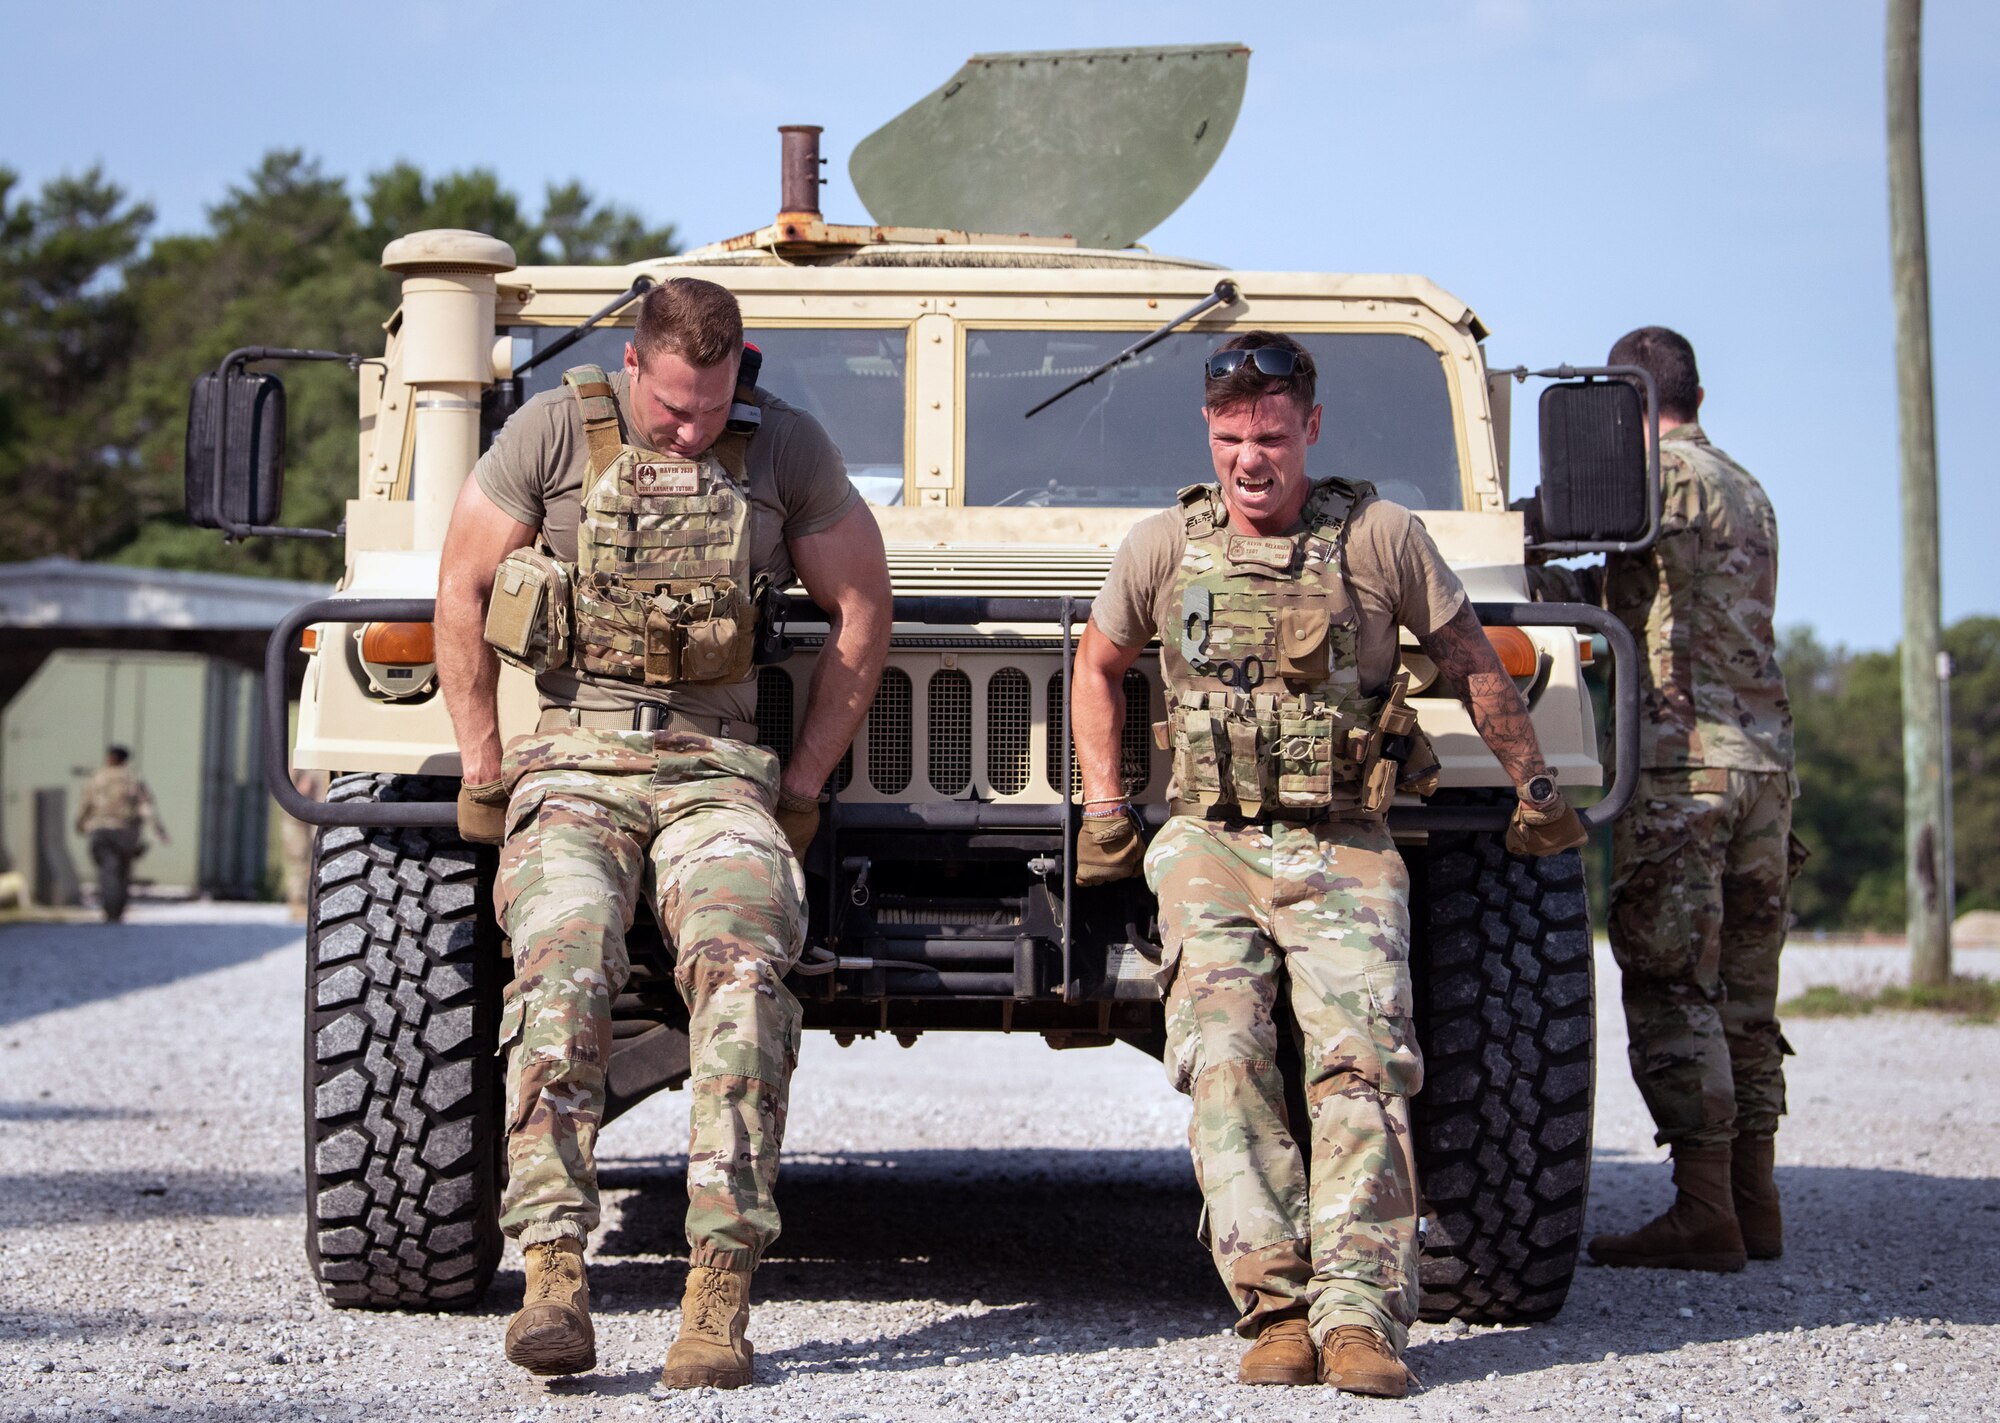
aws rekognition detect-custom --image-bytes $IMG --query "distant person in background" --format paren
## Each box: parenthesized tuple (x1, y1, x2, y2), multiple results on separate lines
(74, 745, 169, 922)
(1529, 326, 1800, 1271)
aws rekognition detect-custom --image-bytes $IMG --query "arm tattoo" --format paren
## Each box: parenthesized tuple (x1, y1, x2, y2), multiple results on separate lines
(1416, 602, 1549, 787)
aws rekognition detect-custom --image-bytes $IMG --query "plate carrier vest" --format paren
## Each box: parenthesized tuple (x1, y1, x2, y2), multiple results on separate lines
(1159, 478, 1435, 820)
(483, 364, 764, 689)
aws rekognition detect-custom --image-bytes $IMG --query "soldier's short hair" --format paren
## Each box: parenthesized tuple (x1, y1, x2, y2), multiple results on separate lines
(634, 278, 744, 371)
(1204, 330, 1317, 417)
(107, 745, 130, 764)
(1608, 326, 1701, 421)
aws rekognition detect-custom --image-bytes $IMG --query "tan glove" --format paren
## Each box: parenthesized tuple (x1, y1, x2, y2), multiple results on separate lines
(774, 788, 822, 859)
(456, 777, 510, 846)
(1076, 809, 1144, 887)
(1505, 792, 1587, 857)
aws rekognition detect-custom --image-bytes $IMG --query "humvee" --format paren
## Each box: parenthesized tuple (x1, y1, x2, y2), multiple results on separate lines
(184, 46, 1656, 1327)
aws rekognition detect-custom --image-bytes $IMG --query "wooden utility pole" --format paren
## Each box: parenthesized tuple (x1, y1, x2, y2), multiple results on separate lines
(1886, 0, 1951, 985)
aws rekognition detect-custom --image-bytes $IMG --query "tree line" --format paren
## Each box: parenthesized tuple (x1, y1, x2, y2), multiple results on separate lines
(0, 151, 675, 581)
(1, 153, 1989, 928)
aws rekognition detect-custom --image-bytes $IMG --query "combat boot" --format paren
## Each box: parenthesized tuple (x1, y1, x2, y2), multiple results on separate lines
(1318, 1326, 1409, 1397)
(504, 1238, 595, 1375)
(1588, 1144, 1747, 1272)
(659, 1265, 754, 1390)
(1237, 1317, 1316, 1386)
(1731, 1133, 1783, 1260)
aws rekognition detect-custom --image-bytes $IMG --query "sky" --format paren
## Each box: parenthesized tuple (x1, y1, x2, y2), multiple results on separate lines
(3, 0, 1993, 651)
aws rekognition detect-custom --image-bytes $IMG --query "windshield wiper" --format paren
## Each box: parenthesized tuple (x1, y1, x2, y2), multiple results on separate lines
(1023, 279, 1240, 419)
(510, 275, 657, 380)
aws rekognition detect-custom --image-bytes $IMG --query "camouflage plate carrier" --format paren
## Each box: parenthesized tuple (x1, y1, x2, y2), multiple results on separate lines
(484, 364, 764, 688)
(1161, 479, 1436, 821)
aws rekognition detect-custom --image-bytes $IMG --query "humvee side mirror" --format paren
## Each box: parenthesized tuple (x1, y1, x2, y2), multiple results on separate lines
(1524, 365, 1661, 556)
(185, 368, 287, 532)
(183, 346, 360, 541)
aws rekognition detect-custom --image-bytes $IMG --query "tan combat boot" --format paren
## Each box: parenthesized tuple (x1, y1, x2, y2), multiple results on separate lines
(503, 1238, 595, 1376)
(659, 1265, 754, 1390)
(1731, 1133, 1783, 1260)
(1237, 1317, 1316, 1386)
(1588, 1144, 1747, 1272)
(1318, 1326, 1409, 1397)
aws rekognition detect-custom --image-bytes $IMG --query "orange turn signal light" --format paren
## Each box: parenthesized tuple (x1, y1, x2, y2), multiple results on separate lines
(300, 627, 319, 654)
(1484, 626, 1539, 678)
(359, 621, 436, 666)
(1577, 634, 1596, 666)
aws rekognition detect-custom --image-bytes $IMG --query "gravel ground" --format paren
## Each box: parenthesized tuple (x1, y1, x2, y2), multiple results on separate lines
(2, 904, 1997, 1423)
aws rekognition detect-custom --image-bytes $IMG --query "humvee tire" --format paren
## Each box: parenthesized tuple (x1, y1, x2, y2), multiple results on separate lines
(1413, 829, 1594, 1323)
(304, 773, 505, 1310)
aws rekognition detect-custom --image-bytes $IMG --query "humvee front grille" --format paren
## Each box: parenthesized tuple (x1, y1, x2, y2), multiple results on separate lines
(756, 666, 794, 763)
(868, 668, 914, 794)
(1046, 668, 1153, 796)
(758, 651, 1165, 803)
(986, 667, 1031, 794)
(927, 669, 973, 795)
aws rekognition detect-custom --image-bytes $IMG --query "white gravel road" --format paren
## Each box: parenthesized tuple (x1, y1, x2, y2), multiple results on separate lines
(2, 904, 1996, 1422)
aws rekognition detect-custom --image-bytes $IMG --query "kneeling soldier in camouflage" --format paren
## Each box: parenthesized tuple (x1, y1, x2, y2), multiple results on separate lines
(437, 278, 891, 1386)
(1072, 332, 1583, 1395)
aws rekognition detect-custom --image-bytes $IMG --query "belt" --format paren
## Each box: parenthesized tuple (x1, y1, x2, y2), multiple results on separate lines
(538, 705, 743, 739)
(1167, 798, 1376, 826)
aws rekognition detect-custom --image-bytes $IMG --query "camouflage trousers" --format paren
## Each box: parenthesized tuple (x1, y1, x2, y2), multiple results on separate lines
(1145, 815, 1423, 1351)
(493, 727, 805, 1270)
(1610, 767, 1797, 1149)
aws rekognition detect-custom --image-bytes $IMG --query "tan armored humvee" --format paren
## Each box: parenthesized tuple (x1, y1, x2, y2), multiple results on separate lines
(185, 46, 1654, 1329)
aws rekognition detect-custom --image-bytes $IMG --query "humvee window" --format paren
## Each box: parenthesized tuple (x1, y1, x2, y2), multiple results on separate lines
(510, 324, 909, 505)
(964, 329, 1462, 510)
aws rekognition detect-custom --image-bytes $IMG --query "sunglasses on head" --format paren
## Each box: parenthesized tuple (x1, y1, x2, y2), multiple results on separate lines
(1204, 347, 1309, 381)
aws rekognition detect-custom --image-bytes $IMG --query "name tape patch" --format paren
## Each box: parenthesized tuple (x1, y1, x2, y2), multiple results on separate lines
(633, 461, 703, 495)
(1226, 535, 1299, 572)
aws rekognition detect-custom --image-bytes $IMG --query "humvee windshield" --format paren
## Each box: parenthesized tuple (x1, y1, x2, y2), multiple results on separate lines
(510, 325, 909, 505)
(965, 330, 1462, 511)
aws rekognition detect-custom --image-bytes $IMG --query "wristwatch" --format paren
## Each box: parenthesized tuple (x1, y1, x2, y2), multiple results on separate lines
(1518, 773, 1559, 808)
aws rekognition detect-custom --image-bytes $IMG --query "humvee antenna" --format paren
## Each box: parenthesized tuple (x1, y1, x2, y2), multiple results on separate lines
(1024, 279, 1239, 419)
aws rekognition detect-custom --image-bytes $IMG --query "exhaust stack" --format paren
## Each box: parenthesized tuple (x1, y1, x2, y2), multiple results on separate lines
(779, 125, 825, 221)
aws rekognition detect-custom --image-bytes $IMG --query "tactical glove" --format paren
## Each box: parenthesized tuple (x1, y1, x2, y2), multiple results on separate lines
(457, 777, 511, 846)
(774, 788, 822, 860)
(1075, 809, 1144, 887)
(1505, 792, 1587, 857)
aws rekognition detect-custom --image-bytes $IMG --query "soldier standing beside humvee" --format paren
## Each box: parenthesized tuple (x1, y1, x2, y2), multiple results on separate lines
(1530, 326, 1799, 1271)
(435, 277, 892, 1388)
(1072, 332, 1586, 1396)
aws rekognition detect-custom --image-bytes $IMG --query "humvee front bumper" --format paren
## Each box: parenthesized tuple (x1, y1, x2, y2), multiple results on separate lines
(264, 595, 1633, 1013)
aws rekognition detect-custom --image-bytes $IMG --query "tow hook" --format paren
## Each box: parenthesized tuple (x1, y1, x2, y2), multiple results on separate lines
(843, 855, 872, 907)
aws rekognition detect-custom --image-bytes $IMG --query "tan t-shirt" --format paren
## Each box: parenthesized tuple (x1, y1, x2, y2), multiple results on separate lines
(474, 370, 860, 720)
(1091, 488, 1468, 695)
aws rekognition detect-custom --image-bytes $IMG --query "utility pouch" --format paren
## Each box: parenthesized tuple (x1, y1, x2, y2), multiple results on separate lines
(679, 612, 739, 683)
(1173, 702, 1227, 805)
(484, 546, 572, 674)
(643, 602, 680, 685)
(1226, 710, 1268, 816)
(1276, 709, 1335, 809)
(1276, 605, 1333, 683)
(1361, 750, 1399, 814)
